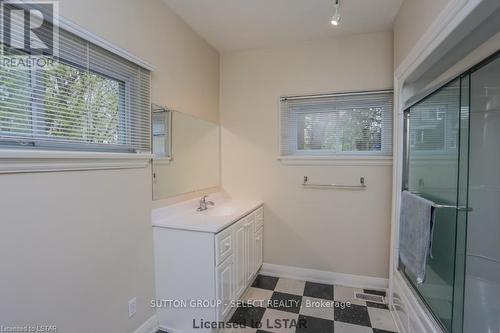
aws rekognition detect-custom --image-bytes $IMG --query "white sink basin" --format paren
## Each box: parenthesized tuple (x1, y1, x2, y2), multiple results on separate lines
(201, 205, 237, 217)
(151, 193, 263, 233)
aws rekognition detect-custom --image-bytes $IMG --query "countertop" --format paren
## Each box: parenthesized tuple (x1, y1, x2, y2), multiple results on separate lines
(151, 193, 263, 233)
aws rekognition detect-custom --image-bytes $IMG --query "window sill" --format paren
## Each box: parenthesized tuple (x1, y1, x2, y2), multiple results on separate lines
(152, 157, 172, 165)
(277, 155, 393, 166)
(0, 149, 153, 174)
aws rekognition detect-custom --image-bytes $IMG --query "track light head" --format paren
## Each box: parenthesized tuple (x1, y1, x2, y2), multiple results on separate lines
(331, 0, 341, 26)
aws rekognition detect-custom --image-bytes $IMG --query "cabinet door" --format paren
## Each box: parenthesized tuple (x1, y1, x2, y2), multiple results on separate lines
(255, 227, 263, 272)
(234, 219, 247, 298)
(216, 255, 234, 321)
(245, 214, 255, 284)
(215, 226, 233, 266)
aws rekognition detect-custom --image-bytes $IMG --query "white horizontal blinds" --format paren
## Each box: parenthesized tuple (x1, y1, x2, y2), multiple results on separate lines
(0, 8, 151, 153)
(280, 91, 393, 156)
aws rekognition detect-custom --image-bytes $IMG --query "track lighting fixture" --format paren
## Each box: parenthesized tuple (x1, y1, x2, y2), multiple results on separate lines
(331, 0, 341, 26)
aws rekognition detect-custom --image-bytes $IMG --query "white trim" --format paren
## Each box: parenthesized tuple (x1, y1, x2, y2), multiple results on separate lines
(153, 157, 173, 165)
(280, 89, 395, 101)
(394, 0, 476, 80)
(0, 149, 152, 173)
(391, 271, 445, 333)
(58, 17, 155, 71)
(260, 263, 388, 290)
(133, 315, 159, 333)
(277, 155, 393, 166)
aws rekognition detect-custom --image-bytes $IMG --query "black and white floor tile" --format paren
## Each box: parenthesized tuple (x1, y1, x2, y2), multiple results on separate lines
(225, 275, 398, 333)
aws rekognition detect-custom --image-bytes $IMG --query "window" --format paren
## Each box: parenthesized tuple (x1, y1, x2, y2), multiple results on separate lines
(151, 105, 171, 159)
(280, 91, 393, 157)
(0, 8, 151, 153)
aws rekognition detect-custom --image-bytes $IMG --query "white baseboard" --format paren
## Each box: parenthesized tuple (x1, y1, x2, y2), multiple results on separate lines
(260, 263, 388, 290)
(133, 315, 159, 333)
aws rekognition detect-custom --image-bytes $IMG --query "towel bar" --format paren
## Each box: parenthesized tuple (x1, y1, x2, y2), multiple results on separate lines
(406, 191, 473, 211)
(302, 176, 367, 190)
(432, 203, 473, 212)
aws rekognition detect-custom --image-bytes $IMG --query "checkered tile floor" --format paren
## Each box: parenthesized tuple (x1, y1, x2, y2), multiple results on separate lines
(224, 274, 398, 333)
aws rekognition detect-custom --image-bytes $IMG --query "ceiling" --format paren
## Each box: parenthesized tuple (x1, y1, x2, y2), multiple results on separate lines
(162, 0, 403, 52)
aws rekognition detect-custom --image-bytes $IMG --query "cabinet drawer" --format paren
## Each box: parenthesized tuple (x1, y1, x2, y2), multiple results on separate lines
(255, 207, 263, 232)
(215, 227, 233, 266)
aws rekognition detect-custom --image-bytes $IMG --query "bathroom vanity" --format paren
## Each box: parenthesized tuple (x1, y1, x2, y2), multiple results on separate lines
(152, 194, 263, 333)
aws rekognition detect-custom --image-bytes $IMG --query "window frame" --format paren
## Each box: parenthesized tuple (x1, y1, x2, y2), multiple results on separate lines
(278, 90, 394, 165)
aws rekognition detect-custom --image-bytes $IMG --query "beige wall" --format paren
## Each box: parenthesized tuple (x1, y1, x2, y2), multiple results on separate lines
(220, 32, 394, 279)
(0, 1, 220, 332)
(394, 0, 452, 69)
(60, 0, 219, 123)
(0, 169, 154, 333)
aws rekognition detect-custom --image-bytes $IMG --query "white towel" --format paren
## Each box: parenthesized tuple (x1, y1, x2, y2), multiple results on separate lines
(399, 191, 435, 284)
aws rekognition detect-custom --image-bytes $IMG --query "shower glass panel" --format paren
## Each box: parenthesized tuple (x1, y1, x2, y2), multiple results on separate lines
(401, 51, 500, 333)
(463, 55, 500, 333)
(403, 78, 462, 332)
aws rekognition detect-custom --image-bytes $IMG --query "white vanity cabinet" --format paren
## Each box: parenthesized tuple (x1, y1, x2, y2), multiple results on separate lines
(153, 203, 263, 333)
(214, 206, 264, 319)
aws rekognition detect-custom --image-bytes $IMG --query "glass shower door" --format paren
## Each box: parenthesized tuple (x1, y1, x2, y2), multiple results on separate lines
(463, 54, 500, 333)
(402, 76, 468, 332)
(401, 52, 500, 333)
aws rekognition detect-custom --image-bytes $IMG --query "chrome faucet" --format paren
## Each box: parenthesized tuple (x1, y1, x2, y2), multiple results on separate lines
(197, 195, 215, 211)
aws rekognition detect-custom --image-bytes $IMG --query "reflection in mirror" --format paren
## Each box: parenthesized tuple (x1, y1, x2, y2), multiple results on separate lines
(152, 107, 220, 200)
(152, 105, 172, 160)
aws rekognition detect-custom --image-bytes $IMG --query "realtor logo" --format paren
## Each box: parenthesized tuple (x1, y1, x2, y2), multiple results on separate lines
(1, 0, 59, 56)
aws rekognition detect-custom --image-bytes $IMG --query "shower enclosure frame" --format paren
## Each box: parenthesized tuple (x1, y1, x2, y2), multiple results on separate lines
(388, 2, 500, 333)
(398, 49, 500, 333)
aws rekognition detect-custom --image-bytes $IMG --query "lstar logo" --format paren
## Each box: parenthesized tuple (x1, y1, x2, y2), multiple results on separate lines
(1, 0, 59, 56)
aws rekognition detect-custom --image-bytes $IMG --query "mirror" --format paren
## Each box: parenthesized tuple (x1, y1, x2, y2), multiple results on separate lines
(152, 105, 220, 200)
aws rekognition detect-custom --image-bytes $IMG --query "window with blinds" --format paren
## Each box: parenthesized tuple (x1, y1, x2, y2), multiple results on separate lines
(0, 6, 151, 153)
(280, 91, 393, 156)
